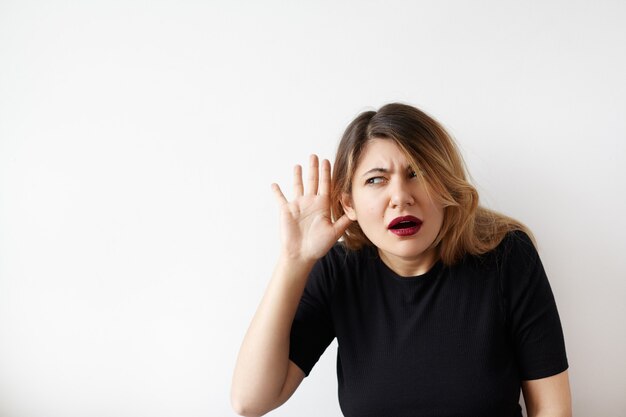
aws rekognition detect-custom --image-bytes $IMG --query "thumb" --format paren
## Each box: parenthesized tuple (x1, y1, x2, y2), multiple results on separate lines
(332, 214, 354, 239)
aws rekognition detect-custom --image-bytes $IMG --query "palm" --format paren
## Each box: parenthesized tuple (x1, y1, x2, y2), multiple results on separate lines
(272, 155, 352, 262)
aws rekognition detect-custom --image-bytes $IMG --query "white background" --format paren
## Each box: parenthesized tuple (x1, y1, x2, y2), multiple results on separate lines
(1, 1, 625, 416)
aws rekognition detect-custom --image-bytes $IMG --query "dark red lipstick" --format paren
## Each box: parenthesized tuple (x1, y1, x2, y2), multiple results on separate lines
(388, 215, 422, 237)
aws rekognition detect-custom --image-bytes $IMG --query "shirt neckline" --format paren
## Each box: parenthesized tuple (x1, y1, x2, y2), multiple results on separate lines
(368, 246, 444, 283)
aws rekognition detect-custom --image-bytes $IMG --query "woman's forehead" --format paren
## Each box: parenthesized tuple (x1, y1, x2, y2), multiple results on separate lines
(355, 138, 415, 172)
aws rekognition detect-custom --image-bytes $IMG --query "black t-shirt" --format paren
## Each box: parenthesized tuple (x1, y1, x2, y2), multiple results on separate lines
(289, 231, 568, 417)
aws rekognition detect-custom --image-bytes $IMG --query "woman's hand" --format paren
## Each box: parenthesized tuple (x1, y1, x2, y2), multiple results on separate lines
(232, 154, 349, 416)
(272, 154, 352, 263)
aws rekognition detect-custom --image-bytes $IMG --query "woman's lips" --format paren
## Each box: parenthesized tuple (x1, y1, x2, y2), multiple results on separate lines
(388, 215, 422, 236)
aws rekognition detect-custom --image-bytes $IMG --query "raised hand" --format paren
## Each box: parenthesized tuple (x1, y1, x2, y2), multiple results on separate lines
(272, 155, 353, 263)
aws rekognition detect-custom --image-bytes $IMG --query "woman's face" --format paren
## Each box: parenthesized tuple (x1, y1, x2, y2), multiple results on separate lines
(341, 138, 444, 275)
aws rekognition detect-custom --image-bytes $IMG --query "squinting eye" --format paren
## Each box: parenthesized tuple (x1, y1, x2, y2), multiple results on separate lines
(409, 168, 425, 178)
(366, 177, 385, 185)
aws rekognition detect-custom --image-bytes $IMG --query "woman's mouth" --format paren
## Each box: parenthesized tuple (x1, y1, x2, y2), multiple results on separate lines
(388, 215, 422, 236)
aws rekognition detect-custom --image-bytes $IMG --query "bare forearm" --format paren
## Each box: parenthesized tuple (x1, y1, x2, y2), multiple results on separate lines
(523, 370, 572, 417)
(231, 256, 314, 415)
(232, 155, 350, 416)
(528, 411, 571, 417)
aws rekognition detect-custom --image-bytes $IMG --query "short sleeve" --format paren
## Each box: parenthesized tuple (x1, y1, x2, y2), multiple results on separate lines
(500, 231, 569, 380)
(288, 249, 339, 376)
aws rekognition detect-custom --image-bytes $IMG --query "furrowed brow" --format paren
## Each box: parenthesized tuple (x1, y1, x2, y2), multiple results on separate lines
(361, 168, 389, 178)
(361, 166, 416, 178)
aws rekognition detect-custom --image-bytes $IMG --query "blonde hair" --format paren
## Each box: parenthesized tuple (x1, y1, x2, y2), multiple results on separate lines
(331, 102, 533, 265)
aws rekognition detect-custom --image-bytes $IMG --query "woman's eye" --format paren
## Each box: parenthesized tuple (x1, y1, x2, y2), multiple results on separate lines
(366, 177, 385, 185)
(409, 169, 425, 178)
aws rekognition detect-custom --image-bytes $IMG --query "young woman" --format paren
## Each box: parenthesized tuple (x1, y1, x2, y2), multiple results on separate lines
(231, 103, 571, 417)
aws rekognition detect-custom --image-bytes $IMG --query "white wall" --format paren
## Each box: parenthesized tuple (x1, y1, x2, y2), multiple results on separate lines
(1, 1, 624, 416)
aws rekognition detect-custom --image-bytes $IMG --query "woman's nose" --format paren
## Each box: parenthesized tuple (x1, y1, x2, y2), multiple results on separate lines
(389, 180, 415, 208)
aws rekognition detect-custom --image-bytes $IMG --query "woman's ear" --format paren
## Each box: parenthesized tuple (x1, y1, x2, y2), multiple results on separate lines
(341, 193, 358, 221)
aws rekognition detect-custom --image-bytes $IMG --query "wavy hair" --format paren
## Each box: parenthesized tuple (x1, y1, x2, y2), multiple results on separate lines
(330, 102, 533, 265)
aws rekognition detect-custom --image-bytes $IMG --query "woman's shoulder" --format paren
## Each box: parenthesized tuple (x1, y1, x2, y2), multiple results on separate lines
(463, 229, 537, 270)
(312, 241, 379, 283)
(484, 229, 542, 281)
(305, 242, 371, 299)
(496, 229, 537, 259)
(321, 241, 373, 270)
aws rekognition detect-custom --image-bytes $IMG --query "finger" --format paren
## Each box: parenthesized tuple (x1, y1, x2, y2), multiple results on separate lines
(332, 214, 354, 238)
(318, 158, 331, 196)
(293, 164, 304, 197)
(271, 183, 288, 205)
(306, 154, 319, 196)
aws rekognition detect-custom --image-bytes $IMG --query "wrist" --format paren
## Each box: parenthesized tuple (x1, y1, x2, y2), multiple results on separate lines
(278, 244, 319, 264)
(276, 252, 317, 275)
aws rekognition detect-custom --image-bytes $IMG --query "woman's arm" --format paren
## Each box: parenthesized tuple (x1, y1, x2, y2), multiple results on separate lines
(230, 257, 312, 417)
(522, 369, 572, 417)
(230, 156, 351, 417)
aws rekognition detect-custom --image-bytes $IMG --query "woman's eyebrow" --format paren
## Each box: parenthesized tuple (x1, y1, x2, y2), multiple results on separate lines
(361, 166, 414, 178)
(361, 168, 389, 178)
